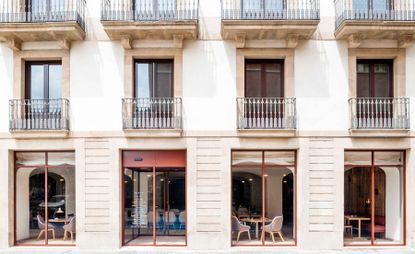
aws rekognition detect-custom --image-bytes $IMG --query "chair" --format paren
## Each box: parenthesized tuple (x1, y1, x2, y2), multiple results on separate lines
(232, 216, 251, 243)
(344, 225, 353, 237)
(147, 211, 162, 230)
(63, 217, 76, 241)
(261, 216, 284, 243)
(179, 211, 186, 229)
(373, 216, 386, 235)
(36, 215, 55, 240)
(164, 211, 177, 229)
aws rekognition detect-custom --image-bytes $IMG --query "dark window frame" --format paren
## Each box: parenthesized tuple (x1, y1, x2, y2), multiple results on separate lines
(133, 59, 174, 98)
(244, 59, 285, 98)
(356, 59, 394, 98)
(25, 60, 62, 100)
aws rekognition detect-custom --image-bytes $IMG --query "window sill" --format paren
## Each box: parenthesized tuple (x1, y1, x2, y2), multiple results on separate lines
(237, 129, 297, 137)
(349, 129, 410, 138)
(10, 130, 70, 139)
(123, 129, 183, 138)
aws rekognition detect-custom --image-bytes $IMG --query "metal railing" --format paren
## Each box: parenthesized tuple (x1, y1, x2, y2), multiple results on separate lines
(237, 97, 296, 129)
(122, 97, 182, 129)
(349, 97, 410, 129)
(9, 99, 70, 131)
(335, 0, 415, 28)
(221, 0, 319, 20)
(0, 0, 86, 30)
(101, 0, 199, 21)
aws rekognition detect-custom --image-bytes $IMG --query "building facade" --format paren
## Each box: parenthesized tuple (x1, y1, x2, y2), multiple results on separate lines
(0, 0, 414, 252)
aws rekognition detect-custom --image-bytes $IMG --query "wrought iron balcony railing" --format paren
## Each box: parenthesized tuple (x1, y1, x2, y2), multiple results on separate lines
(237, 97, 296, 129)
(101, 0, 199, 21)
(9, 99, 70, 131)
(335, 0, 415, 29)
(122, 97, 182, 130)
(349, 97, 410, 130)
(0, 0, 86, 30)
(221, 0, 319, 20)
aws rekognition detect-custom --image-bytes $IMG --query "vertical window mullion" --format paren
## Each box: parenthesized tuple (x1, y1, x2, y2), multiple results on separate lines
(152, 166, 156, 246)
(371, 151, 375, 245)
(44, 152, 49, 246)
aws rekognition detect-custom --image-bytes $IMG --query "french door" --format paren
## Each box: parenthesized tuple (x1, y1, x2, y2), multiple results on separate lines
(352, 0, 392, 19)
(122, 151, 186, 246)
(356, 59, 393, 128)
(241, 0, 285, 19)
(26, 0, 68, 21)
(134, 0, 177, 20)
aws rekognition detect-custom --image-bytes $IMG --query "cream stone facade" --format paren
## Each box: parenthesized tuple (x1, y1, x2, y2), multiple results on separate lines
(0, 0, 414, 253)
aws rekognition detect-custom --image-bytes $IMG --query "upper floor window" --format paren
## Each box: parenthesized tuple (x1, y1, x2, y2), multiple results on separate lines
(134, 59, 173, 98)
(245, 59, 284, 98)
(25, 61, 62, 100)
(353, 0, 392, 12)
(356, 59, 393, 98)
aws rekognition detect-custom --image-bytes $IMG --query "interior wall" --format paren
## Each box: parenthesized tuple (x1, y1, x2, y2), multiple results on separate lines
(383, 167, 402, 241)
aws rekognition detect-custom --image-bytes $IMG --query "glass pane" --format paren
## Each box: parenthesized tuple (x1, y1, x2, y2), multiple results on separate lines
(357, 63, 370, 97)
(231, 151, 262, 245)
(16, 166, 46, 245)
(243, 0, 261, 11)
(344, 167, 372, 245)
(30, 0, 48, 12)
(47, 152, 75, 167)
(158, 0, 175, 12)
(353, 0, 368, 11)
(374, 64, 392, 97)
(47, 166, 76, 245)
(135, 62, 152, 98)
(48, 64, 62, 99)
(264, 151, 295, 246)
(265, 63, 283, 97)
(264, 151, 295, 166)
(155, 62, 173, 98)
(124, 168, 154, 245)
(232, 151, 262, 167)
(373, 0, 390, 11)
(16, 152, 46, 167)
(265, 0, 283, 11)
(155, 168, 185, 245)
(135, 0, 154, 12)
(245, 62, 262, 97)
(374, 151, 403, 166)
(28, 64, 45, 100)
(344, 151, 372, 166)
(374, 166, 404, 245)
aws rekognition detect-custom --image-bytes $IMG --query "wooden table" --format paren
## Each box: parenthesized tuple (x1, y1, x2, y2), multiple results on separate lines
(48, 218, 68, 224)
(241, 217, 272, 239)
(344, 216, 370, 239)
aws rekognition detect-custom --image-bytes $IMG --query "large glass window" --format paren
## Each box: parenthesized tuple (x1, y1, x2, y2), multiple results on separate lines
(344, 150, 405, 246)
(231, 150, 296, 246)
(15, 151, 76, 246)
(122, 151, 186, 246)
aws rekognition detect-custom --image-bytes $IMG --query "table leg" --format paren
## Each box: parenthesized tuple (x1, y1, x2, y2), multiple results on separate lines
(358, 220, 361, 239)
(255, 222, 259, 239)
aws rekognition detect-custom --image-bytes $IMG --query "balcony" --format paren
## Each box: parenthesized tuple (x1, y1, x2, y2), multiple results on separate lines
(349, 97, 410, 135)
(122, 97, 182, 133)
(9, 99, 70, 134)
(334, 0, 415, 48)
(237, 97, 296, 135)
(0, 0, 86, 50)
(221, 0, 320, 48)
(101, 0, 199, 48)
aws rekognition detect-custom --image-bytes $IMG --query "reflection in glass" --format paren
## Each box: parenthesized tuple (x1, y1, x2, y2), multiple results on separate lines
(124, 168, 153, 245)
(344, 151, 405, 246)
(15, 152, 76, 246)
(123, 164, 186, 246)
(231, 151, 296, 246)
